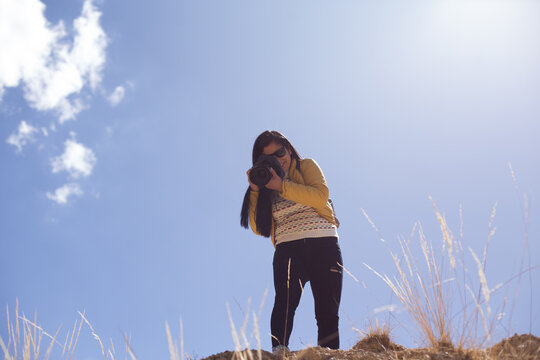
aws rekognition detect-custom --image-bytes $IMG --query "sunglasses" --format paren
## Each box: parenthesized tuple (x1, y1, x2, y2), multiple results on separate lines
(269, 147, 287, 158)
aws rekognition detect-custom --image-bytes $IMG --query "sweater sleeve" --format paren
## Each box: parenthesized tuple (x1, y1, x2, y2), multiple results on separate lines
(248, 190, 262, 236)
(280, 159, 329, 210)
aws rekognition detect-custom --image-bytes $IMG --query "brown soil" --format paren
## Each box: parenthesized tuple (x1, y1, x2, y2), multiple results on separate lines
(488, 333, 540, 360)
(202, 333, 540, 360)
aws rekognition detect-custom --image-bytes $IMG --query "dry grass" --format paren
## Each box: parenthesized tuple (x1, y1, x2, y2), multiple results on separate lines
(358, 319, 392, 340)
(352, 320, 403, 354)
(165, 318, 185, 360)
(362, 195, 534, 352)
(0, 300, 147, 360)
(0, 299, 81, 360)
(224, 290, 269, 360)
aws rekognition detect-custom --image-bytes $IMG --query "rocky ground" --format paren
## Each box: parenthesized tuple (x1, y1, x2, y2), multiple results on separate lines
(202, 333, 540, 360)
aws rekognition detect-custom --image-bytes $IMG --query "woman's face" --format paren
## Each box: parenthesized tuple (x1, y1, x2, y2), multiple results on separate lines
(262, 141, 292, 176)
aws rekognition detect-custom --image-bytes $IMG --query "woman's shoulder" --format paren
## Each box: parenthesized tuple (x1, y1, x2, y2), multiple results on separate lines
(295, 158, 326, 181)
(298, 158, 321, 171)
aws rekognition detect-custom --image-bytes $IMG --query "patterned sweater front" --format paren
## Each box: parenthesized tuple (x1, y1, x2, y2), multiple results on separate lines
(272, 194, 338, 245)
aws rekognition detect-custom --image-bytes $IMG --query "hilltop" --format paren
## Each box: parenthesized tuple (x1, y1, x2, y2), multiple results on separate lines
(203, 333, 540, 360)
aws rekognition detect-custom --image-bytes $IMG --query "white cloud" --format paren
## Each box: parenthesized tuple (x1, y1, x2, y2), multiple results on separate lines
(51, 136, 97, 178)
(6, 120, 39, 152)
(0, 0, 108, 122)
(46, 183, 83, 204)
(107, 85, 125, 106)
(373, 304, 400, 314)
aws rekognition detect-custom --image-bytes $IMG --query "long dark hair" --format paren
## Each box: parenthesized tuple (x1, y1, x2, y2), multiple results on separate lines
(240, 130, 302, 237)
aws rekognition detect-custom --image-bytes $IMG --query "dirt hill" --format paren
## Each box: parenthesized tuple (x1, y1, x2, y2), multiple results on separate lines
(203, 333, 540, 360)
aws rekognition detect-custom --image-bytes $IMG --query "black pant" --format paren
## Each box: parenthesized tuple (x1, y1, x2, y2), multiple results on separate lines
(270, 236, 343, 349)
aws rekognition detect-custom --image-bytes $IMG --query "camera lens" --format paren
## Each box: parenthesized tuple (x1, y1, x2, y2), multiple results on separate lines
(250, 166, 271, 187)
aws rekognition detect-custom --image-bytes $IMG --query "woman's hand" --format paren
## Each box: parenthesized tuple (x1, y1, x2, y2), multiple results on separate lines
(246, 169, 260, 192)
(265, 167, 283, 192)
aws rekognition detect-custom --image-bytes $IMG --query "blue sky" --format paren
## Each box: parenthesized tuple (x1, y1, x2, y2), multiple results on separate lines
(1, 0, 539, 359)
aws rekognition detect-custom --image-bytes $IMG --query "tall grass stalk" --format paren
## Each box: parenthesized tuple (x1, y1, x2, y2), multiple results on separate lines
(164, 318, 192, 360)
(226, 290, 268, 360)
(508, 162, 533, 335)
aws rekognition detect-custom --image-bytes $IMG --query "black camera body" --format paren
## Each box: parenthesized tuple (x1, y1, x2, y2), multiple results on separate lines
(249, 154, 285, 187)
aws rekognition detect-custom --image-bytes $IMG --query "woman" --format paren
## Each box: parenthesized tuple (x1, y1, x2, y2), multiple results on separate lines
(240, 130, 343, 353)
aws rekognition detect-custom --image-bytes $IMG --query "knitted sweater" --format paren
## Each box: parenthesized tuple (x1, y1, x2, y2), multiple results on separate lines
(272, 193, 338, 244)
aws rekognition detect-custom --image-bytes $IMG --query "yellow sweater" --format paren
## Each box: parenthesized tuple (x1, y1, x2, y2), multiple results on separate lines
(249, 158, 340, 247)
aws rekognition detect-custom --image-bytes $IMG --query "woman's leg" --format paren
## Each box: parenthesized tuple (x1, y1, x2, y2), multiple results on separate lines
(270, 240, 307, 348)
(307, 237, 343, 349)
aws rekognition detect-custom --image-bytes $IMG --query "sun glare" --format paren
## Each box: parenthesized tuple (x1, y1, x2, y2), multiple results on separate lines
(426, 0, 530, 51)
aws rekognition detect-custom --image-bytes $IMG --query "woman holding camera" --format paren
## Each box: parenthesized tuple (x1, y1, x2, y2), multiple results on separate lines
(240, 130, 342, 353)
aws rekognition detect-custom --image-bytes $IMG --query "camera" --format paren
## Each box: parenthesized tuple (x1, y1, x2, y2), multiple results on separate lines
(249, 154, 285, 187)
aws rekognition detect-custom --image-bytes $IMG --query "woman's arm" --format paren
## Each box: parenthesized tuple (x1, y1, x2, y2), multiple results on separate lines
(280, 159, 330, 210)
